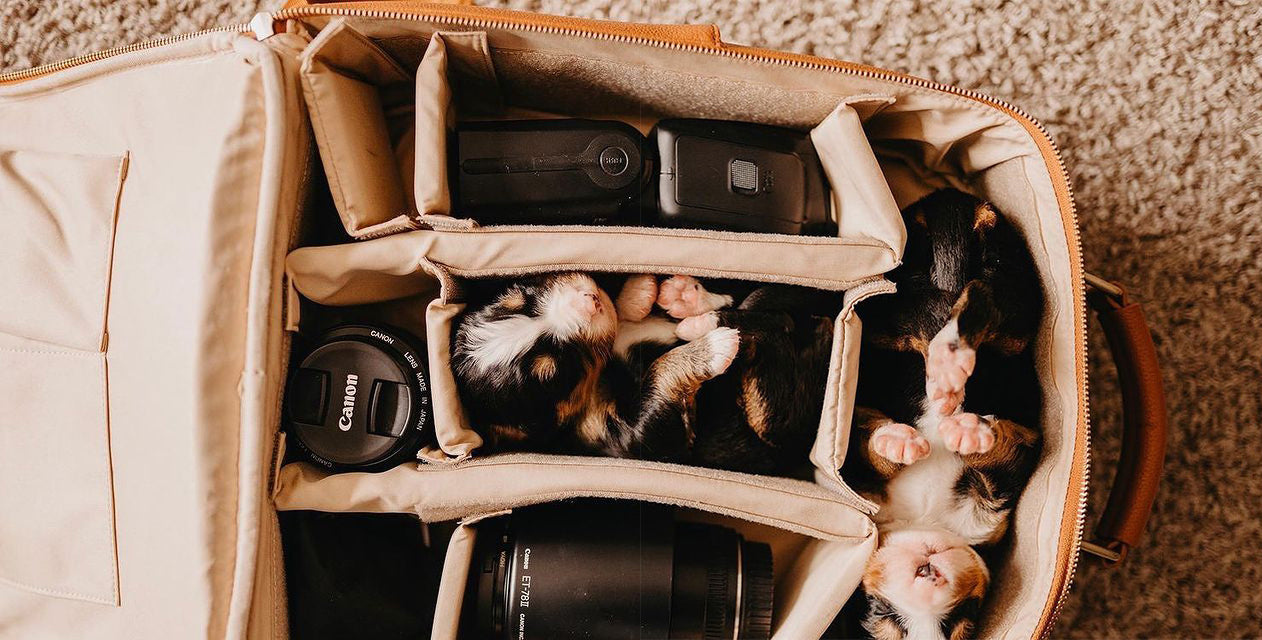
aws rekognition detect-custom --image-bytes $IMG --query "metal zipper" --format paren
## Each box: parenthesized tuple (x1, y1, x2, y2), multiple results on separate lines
(0, 24, 249, 84)
(0, 6, 1091, 633)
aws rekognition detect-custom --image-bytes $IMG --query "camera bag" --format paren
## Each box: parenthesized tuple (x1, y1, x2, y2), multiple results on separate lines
(0, 1, 1167, 638)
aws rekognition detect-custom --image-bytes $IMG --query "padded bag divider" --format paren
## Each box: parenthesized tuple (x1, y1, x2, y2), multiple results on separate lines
(272, 455, 877, 639)
(413, 30, 501, 229)
(285, 230, 892, 494)
(301, 18, 416, 238)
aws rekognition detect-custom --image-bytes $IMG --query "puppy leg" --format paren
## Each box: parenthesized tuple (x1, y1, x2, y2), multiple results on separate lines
(615, 273, 659, 321)
(850, 407, 929, 479)
(621, 328, 740, 460)
(942, 413, 1039, 471)
(657, 275, 734, 319)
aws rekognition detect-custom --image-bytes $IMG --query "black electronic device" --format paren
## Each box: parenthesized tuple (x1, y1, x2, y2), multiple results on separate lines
(651, 119, 832, 235)
(452, 119, 649, 224)
(464, 500, 773, 640)
(284, 325, 433, 472)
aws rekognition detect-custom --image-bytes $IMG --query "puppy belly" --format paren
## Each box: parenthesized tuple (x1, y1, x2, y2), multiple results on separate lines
(875, 415, 1006, 545)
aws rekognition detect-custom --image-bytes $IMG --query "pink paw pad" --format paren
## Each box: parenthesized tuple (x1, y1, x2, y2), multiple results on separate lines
(676, 311, 719, 341)
(926, 322, 977, 415)
(871, 423, 930, 465)
(658, 275, 730, 319)
(938, 413, 995, 455)
(615, 274, 658, 321)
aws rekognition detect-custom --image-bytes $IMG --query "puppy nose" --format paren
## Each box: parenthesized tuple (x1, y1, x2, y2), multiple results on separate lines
(573, 291, 601, 316)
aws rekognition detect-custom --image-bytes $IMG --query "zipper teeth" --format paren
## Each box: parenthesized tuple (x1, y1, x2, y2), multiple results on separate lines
(0, 4, 1090, 629)
(0, 24, 248, 83)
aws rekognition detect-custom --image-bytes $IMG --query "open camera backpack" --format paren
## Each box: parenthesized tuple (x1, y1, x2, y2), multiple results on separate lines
(0, 1, 1168, 638)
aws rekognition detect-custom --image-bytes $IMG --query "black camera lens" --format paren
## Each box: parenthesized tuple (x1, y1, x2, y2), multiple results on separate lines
(284, 324, 433, 472)
(464, 501, 773, 640)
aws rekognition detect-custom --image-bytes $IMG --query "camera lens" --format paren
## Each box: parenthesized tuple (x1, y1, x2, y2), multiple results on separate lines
(464, 501, 773, 640)
(284, 324, 433, 472)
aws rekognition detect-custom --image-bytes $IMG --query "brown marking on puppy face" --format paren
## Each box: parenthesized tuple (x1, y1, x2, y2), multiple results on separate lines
(871, 617, 905, 640)
(867, 332, 930, 354)
(948, 617, 975, 640)
(973, 203, 998, 231)
(948, 549, 989, 605)
(531, 354, 557, 380)
(741, 376, 770, 438)
(862, 552, 887, 594)
(499, 288, 526, 311)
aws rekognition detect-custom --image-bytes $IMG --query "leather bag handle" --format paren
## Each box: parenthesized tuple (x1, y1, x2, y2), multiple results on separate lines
(1081, 273, 1167, 564)
(276, 0, 724, 49)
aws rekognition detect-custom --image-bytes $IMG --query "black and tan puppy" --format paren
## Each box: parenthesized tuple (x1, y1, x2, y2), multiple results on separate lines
(451, 272, 837, 474)
(842, 189, 1044, 639)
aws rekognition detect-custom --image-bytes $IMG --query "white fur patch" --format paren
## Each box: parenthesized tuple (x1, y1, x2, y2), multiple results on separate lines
(874, 412, 1007, 546)
(459, 314, 549, 376)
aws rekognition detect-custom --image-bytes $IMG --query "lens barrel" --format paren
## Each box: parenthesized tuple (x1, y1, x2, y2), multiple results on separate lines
(464, 501, 773, 640)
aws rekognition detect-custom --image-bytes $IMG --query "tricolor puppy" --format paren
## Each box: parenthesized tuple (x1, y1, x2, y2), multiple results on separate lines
(843, 189, 1044, 639)
(860, 528, 989, 640)
(451, 272, 738, 461)
(451, 271, 838, 474)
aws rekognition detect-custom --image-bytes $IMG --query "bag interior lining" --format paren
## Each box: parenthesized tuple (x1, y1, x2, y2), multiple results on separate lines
(272, 15, 1084, 640)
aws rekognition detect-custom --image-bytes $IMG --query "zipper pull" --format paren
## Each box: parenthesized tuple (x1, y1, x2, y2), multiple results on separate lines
(249, 12, 278, 41)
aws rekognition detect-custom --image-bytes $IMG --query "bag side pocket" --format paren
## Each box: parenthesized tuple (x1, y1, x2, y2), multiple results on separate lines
(0, 148, 126, 605)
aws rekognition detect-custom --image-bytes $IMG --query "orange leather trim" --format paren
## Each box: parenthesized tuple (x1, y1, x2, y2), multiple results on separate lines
(1087, 285, 1167, 563)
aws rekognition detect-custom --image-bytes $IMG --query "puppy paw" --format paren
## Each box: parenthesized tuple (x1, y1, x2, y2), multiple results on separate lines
(615, 274, 658, 321)
(700, 327, 741, 376)
(658, 275, 733, 319)
(870, 422, 930, 465)
(938, 412, 995, 456)
(676, 311, 719, 341)
(925, 320, 976, 415)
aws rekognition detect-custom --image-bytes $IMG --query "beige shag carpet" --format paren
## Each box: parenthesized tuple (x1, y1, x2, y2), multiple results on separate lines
(3, 1, 1259, 637)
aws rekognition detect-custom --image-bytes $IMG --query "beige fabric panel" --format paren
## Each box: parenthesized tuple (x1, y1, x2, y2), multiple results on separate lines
(0, 149, 127, 605)
(300, 18, 416, 238)
(287, 225, 898, 297)
(0, 32, 285, 639)
(290, 19, 1085, 638)
(273, 454, 874, 539)
(428, 510, 876, 640)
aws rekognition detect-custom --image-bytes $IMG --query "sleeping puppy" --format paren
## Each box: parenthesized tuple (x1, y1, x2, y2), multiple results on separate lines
(451, 272, 837, 474)
(859, 529, 988, 640)
(842, 188, 1044, 639)
(451, 272, 739, 461)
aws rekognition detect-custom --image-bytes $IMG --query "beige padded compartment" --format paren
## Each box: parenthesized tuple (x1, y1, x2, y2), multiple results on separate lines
(0, 148, 126, 606)
(286, 238, 891, 494)
(300, 18, 417, 238)
(433, 516, 871, 640)
(275, 16, 1090, 640)
(272, 454, 876, 639)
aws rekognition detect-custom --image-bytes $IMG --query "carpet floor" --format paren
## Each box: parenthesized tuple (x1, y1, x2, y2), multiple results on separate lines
(3, 1, 1259, 638)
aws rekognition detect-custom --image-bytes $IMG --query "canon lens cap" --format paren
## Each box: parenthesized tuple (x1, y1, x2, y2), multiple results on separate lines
(285, 325, 433, 472)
